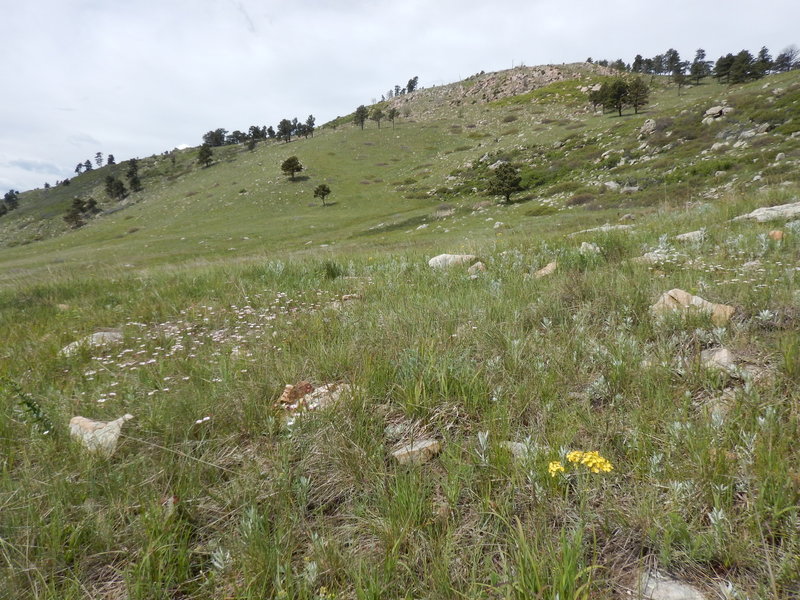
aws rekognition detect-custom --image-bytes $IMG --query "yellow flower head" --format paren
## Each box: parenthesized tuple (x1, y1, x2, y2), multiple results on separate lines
(548, 461, 565, 477)
(566, 450, 613, 473)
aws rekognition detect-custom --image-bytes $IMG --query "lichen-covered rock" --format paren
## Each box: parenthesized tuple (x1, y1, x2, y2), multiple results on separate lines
(733, 201, 800, 223)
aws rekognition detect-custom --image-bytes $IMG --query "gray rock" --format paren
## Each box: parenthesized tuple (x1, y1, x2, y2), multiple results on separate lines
(675, 230, 704, 243)
(60, 330, 124, 357)
(621, 185, 640, 194)
(775, 152, 786, 161)
(701, 347, 737, 374)
(604, 181, 620, 191)
(636, 570, 708, 600)
(733, 201, 800, 223)
(579, 241, 601, 255)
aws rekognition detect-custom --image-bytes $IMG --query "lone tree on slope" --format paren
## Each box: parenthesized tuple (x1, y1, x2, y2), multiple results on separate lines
(354, 105, 369, 129)
(370, 107, 385, 129)
(198, 144, 214, 168)
(487, 163, 523, 204)
(313, 183, 331, 206)
(281, 156, 303, 180)
(387, 107, 399, 128)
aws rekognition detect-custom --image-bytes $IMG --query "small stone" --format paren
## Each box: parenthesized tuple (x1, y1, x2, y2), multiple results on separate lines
(619, 213, 636, 222)
(640, 119, 656, 136)
(467, 261, 486, 275)
(604, 181, 620, 191)
(768, 230, 784, 241)
(701, 347, 736, 373)
(775, 152, 786, 161)
(56, 303, 70, 311)
(533, 261, 557, 278)
(277, 381, 315, 406)
(393, 439, 441, 465)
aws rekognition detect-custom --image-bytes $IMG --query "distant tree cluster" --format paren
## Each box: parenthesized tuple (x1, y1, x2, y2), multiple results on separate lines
(201, 115, 315, 149)
(590, 45, 799, 86)
(63, 197, 100, 228)
(0, 189, 20, 217)
(381, 76, 419, 100)
(588, 77, 650, 116)
(105, 175, 127, 200)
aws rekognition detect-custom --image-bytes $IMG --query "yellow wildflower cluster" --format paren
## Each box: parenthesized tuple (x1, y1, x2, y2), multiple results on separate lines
(548, 461, 565, 477)
(566, 450, 614, 473)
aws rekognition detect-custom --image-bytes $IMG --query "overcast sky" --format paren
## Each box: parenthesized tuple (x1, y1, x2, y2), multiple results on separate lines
(1, 0, 797, 195)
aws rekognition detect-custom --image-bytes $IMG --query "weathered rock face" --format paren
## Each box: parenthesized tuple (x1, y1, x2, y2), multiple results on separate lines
(768, 230, 784, 241)
(392, 439, 441, 465)
(701, 105, 734, 125)
(640, 119, 657, 136)
(428, 254, 478, 268)
(69, 414, 133, 457)
(60, 330, 123, 357)
(650, 289, 734, 326)
(732, 201, 800, 223)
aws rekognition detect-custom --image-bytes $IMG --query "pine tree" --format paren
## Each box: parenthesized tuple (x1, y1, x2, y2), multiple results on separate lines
(387, 107, 399, 129)
(305, 115, 315, 138)
(602, 78, 630, 117)
(487, 163, 523, 204)
(370, 107, 384, 129)
(354, 105, 369, 129)
(107, 154, 116, 165)
(198, 144, 213, 167)
(313, 184, 331, 206)
(277, 119, 293, 143)
(690, 49, 711, 84)
(628, 78, 650, 113)
(281, 156, 303, 180)
(95, 152, 103, 167)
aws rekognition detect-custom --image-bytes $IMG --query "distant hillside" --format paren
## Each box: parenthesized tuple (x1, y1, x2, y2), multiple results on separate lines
(0, 63, 798, 282)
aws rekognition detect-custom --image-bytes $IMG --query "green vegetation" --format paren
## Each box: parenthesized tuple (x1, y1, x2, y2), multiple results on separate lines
(1, 61, 800, 599)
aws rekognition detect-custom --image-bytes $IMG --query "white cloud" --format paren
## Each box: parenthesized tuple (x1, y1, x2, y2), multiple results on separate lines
(1, 0, 797, 194)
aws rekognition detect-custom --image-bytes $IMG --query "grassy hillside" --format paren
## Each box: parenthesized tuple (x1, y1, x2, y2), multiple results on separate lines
(1, 65, 800, 599)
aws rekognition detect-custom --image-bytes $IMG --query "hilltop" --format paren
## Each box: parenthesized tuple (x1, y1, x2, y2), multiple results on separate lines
(1, 63, 800, 599)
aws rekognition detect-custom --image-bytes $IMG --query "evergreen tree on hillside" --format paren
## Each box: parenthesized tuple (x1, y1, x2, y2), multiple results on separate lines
(198, 144, 214, 167)
(305, 115, 315, 138)
(277, 119, 293, 143)
(107, 154, 116, 166)
(266, 125, 276, 139)
(95, 152, 103, 167)
(690, 49, 711, 84)
(281, 156, 303, 180)
(729, 50, 755, 83)
(755, 46, 773, 77)
(370, 107, 384, 129)
(75, 163, 84, 175)
(387, 107, 399, 129)
(3, 189, 19, 210)
(628, 77, 649, 113)
(203, 128, 228, 147)
(354, 105, 369, 129)
(313, 184, 331, 206)
(487, 163, 523, 204)
(603, 78, 630, 116)
(83, 160, 93, 171)
(406, 76, 419, 93)
(104, 176, 127, 200)
(631, 55, 644, 73)
(714, 54, 735, 82)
